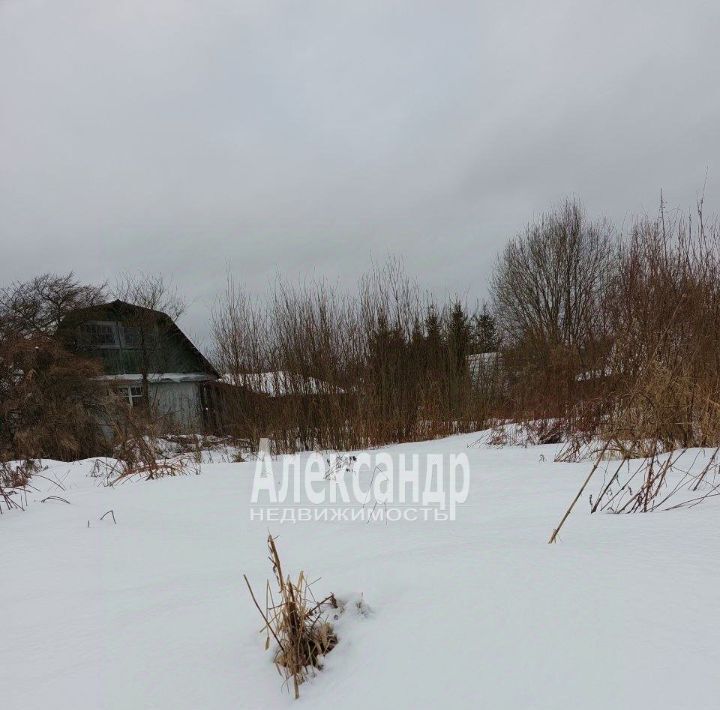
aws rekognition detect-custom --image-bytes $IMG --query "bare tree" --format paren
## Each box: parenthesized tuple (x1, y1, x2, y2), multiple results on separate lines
(112, 273, 187, 407)
(490, 199, 614, 358)
(113, 272, 185, 320)
(0, 272, 105, 340)
(211, 275, 269, 377)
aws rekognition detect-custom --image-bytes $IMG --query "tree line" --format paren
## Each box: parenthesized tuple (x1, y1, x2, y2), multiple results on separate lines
(2, 194, 719, 460)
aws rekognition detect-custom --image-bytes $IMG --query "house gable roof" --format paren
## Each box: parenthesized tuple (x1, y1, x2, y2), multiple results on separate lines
(58, 299, 219, 379)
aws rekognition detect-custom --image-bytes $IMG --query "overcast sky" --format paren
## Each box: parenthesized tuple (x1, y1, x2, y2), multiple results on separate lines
(1, 0, 718, 345)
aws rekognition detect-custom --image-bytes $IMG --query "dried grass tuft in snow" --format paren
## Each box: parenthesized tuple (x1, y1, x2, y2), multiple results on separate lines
(549, 441, 720, 542)
(89, 412, 202, 485)
(244, 535, 338, 700)
(0, 459, 38, 513)
(590, 445, 720, 514)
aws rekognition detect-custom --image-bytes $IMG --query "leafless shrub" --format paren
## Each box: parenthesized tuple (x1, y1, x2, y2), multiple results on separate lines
(244, 535, 338, 699)
(211, 262, 496, 452)
(0, 273, 115, 463)
(0, 335, 113, 461)
(599, 205, 720, 450)
(89, 406, 201, 485)
(493, 195, 720, 465)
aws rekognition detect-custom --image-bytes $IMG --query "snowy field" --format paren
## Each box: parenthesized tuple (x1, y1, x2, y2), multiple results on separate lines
(4, 433, 720, 709)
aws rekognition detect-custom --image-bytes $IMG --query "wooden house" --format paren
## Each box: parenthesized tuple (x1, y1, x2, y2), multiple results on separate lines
(58, 300, 219, 430)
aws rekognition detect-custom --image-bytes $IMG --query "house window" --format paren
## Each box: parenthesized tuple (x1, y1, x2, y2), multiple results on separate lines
(117, 385, 144, 407)
(78, 321, 118, 348)
(121, 325, 142, 348)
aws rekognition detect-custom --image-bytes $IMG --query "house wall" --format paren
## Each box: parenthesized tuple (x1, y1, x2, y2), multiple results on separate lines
(148, 382, 202, 431)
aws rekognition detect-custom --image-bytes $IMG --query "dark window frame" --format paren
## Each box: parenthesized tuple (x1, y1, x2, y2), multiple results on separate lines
(77, 321, 119, 348)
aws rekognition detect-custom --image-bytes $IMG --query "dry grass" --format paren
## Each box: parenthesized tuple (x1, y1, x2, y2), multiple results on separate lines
(244, 535, 338, 699)
(0, 459, 38, 513)
(90, 450, 200, 486)
(589, 446, 720, 514)
(550, 443, 720, 538)
(90, 408, 201, 485)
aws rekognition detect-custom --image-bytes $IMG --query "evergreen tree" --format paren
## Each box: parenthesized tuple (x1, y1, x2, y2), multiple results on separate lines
(423, 304, 443, 375)
(473, 303, 498, 353)
(447, 301, 471, 375)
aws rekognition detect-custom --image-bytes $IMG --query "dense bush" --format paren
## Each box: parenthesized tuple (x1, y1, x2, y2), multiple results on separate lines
(492, 198, 720, 452)
(211, 263, 494, 452)
(0, 335, 112, 461)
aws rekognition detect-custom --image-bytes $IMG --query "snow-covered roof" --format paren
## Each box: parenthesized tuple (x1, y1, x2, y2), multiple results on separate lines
(221, 371, 342, 397)
(95, 373, 216, 384)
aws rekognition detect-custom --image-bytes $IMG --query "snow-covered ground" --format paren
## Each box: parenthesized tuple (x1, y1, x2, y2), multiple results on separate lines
(4, 433, 720, 709)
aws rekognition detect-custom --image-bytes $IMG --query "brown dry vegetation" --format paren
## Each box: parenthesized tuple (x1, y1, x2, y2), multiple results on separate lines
(210, 260, 498, 453)
(2, 197, 719, 470)
(0, 334, 112, 462)
(0, 272, 193, 464)
(492, 198, 720, 458)
(244, 535, 338, 699)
